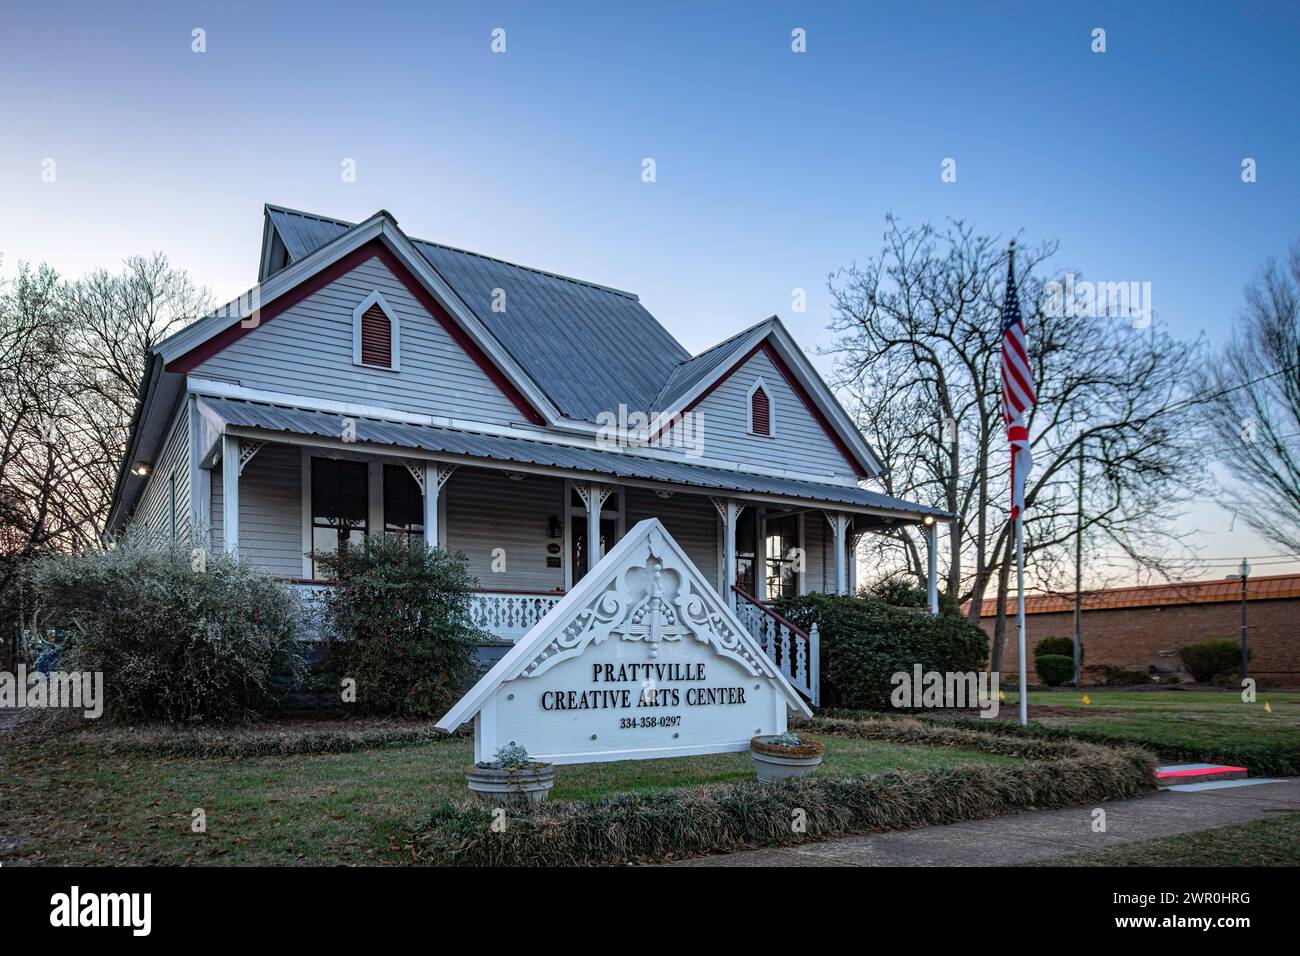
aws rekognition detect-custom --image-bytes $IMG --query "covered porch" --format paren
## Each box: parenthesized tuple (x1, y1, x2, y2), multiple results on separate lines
(196, 395, 946, 702)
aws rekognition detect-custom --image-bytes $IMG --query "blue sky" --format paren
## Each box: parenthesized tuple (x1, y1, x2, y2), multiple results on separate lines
(2, 1, 1298, 579)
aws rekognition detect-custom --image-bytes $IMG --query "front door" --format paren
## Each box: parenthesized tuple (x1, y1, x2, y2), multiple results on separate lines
(571, 515, 618, 585)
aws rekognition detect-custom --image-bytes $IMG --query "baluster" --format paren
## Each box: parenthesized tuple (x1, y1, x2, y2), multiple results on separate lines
(795, 634, 807, 687)
(780, 625, 791, 679)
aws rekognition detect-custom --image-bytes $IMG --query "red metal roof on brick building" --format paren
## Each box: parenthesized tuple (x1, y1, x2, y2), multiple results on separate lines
(973, 572, 1300, 617)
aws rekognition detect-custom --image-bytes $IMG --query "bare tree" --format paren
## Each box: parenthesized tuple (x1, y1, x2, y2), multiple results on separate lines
(1202, 242, 1300, 554)
(0, 254, 209, 631)
(828, 217, 1205, 670)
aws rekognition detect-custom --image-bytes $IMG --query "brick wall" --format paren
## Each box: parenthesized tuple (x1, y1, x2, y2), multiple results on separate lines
(978, 597, 1300, 685)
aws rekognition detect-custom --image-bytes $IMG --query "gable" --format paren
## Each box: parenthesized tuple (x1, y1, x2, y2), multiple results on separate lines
(181, 249, 537, 427)
(666, 346, 862, 479)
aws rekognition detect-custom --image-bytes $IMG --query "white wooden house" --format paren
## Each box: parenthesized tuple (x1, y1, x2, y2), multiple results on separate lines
(108, 205, 945, 703)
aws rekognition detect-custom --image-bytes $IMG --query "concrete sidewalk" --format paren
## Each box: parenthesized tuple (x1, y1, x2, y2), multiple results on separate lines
(672, 778, 1300, 866)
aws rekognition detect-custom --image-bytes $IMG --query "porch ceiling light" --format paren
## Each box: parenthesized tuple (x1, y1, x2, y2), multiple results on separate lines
(131, 462, 150, 477)
(922, 514, 935, 526)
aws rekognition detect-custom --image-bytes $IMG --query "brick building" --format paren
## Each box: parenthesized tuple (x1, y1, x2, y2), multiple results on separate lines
(974, 573, 1300, 686)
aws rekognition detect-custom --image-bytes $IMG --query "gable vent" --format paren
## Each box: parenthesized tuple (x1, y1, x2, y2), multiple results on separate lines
(751, 386, 771, 436)
(360, 303, 392, 368)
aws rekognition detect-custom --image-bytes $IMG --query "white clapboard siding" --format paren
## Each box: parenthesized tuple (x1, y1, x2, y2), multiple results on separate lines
(193, 257, 525, 425)
(666, 349, 854, 479)
(624, 487, 720, 588)
(444, 468, 566, 592)
(129, 407, 191, 545)
(211, 444, 304, 577)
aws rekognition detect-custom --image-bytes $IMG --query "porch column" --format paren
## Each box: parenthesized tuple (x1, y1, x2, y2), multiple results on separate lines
(420, 462, 455, 550)
(221, 434, 240, 556)
(423, 463, 440, 549)
(826, 511, 851, 596)
(583, 482, 613, 573)
(753, 508, 766, 602)
(926, 517, 940, 616)
(712, 497, 744, 611)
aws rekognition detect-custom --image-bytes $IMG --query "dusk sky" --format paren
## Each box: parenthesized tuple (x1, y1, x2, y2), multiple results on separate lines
(2, 1, 1298, 582)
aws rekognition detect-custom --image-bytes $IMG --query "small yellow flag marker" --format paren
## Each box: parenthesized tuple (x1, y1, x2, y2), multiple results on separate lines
(1264, 701, 1273, 714)
(998, 690, 1006, 702)
(1082, 695, 1091, 705)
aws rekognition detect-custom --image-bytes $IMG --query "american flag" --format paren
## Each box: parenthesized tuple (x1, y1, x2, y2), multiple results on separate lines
(1000, 242, 1035, 519)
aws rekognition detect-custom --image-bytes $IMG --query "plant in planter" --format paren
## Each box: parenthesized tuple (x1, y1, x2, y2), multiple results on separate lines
(464, 743, 555, 805)
(750, 731, 825, 783)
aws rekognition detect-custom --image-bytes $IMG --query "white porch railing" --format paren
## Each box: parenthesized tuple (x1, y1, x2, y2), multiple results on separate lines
(733, 586, 820, 707)
(468, 590, 564, 643)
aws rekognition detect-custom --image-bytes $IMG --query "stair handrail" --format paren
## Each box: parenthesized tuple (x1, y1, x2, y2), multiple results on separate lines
(731, 585, 819, 706)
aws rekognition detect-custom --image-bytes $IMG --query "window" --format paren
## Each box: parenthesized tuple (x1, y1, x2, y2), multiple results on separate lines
(310, 458, 369, 577)
(352, 291, 399, 370)
(735, 510, 756, 596)
(764, 514, 799, 599)
(749, 381, 772, 436)
(167, 472, 178, 542)
(383, 464, 424, 545)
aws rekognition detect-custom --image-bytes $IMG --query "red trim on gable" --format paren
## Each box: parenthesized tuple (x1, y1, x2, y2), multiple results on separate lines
(166, 238, 547, 425)
(655, 339, 869, 478)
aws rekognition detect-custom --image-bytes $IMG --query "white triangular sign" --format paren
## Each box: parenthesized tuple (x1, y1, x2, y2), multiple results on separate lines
(437, 518, 812, 764)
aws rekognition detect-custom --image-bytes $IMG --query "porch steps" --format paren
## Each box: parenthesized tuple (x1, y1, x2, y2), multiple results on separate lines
(1155, 763, 1249, 788)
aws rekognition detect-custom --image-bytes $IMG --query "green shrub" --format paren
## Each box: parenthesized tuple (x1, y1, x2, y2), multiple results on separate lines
(1179, 640, 1247, 683)
(316, 537, 482, 718)
(1034, 636, 1081, 662)
(1034, 654, 1074, 687)
(867, 576, 927, 608)
(771, 593, 988, 710)
(28, 543, 306, 724)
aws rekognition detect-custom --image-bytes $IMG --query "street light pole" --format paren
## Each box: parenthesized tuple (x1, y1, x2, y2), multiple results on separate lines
(1239, 558, 1250, 681)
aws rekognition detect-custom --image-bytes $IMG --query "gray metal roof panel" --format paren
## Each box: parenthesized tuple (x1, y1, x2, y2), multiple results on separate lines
(203, 396, 943, 517)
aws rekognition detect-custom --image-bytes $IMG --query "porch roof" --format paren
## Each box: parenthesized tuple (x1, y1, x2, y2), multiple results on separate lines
(201, 396, 947, 522)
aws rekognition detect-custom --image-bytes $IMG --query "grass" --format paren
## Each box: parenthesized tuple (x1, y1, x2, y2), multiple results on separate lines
(0, 729, 1011, 866)
(941, 688, 1300, 776)
(1034, 813, 1300, 867)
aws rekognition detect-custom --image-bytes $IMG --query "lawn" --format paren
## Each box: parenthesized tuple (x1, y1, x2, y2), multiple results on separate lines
(0, 731, 1014, 866)
(1034, 813, 1300, 867)
(992, 689, 1300, 774)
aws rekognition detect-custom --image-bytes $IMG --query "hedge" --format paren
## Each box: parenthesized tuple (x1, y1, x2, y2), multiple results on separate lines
(771, 593, 988, 709)
(411, 715, 1155, 866)
(908, 713, 1300, 779)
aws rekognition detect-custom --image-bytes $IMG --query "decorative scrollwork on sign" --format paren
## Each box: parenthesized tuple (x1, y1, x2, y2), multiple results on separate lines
(522, 526, 770, 679)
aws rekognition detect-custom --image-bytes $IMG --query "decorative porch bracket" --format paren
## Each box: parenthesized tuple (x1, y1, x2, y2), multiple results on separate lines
(418, 462, 457, 548)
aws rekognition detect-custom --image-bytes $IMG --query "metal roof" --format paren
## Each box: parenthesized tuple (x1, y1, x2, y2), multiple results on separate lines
(265, 206, 689, 422)
(202, 395, 944, 519)
(974, 573, 1300, 617)
(653, 319, 768, 409)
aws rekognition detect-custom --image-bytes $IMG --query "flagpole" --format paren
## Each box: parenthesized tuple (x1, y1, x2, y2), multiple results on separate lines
(1016, 512, 1027, 726)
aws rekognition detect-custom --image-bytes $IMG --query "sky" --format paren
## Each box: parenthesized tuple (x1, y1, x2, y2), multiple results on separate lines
(2, 1, 1298, 584)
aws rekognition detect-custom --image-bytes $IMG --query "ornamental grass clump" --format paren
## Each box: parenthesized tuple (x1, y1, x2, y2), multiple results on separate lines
(413, 714, 1155, 866)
